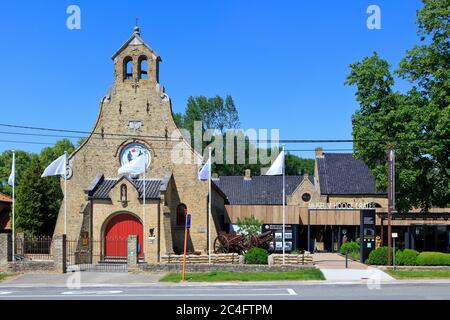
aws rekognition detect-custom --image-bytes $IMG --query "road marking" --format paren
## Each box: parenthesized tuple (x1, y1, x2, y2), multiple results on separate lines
(61, 290, 123, 295)
(287, 288, 297, 295)
(0, 292, 12, 295)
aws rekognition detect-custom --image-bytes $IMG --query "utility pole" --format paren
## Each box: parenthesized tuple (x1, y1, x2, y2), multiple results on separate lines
(387, 145, 395, 266)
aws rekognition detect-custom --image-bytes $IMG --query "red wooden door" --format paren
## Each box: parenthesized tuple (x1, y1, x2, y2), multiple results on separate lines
(104, 213, 143, 257)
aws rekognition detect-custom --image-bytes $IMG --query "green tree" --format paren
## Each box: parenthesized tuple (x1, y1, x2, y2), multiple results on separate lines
(15, 155, 59, 235)
(236, 215, 263, 236)
(175, 95, 314, 176)
(345, 0, 450, 211)
(0, 150, 33, 195)
(285, 154, 315, 175)
(39, 139, 75, 167)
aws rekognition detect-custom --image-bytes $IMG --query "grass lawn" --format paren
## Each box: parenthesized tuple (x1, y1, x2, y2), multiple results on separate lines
(0, 273, 11, 282)
(385, 269, 450, 279)
(160, 268, 325, 282)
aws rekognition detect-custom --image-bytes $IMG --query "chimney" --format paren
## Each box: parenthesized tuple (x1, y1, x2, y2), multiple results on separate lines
(303, 172, 309, 181)
(244, 169, 251, 180)
(315, 147, 324, 158)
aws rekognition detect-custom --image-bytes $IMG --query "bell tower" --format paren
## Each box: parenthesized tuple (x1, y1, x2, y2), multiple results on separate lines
(111, 26, 161, 90)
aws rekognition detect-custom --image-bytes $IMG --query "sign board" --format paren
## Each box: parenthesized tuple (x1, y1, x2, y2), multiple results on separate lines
(360, 209, 376, 263)
(185, 213, 191, 229)
(392, 233, 398, 238)
(262, 224, 298, 253)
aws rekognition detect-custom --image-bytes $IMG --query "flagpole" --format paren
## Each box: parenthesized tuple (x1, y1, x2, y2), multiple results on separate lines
(64, 151, 67, 235)
(282, 145, 285, 265)
(143, 166, 146, 260)
(11, 151, 15, 261)
(208, 146, 212, 264)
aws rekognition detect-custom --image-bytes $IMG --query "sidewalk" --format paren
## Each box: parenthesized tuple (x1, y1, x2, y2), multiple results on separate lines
(0, 272, 163, 287)
(313, 253, 395, 282)
(313, 253, 367, 269)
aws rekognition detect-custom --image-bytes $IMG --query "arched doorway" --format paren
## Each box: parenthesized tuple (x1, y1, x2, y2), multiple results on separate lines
(104, 213, 144, 258)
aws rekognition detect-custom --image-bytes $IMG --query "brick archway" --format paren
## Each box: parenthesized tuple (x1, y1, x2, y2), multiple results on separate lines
(104, 213, 144, 258)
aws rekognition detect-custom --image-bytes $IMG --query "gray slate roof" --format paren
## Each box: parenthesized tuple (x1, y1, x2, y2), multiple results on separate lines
(90, 177, 162, 200)
(317, 153, 385, 195)
(213, 175, 313, 205)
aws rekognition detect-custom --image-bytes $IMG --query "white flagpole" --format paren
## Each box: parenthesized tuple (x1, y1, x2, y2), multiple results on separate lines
(11, 151, 15, 261)
(282, 145, 285, 265)
(143, 167, 146, 260)
(64, 151, 67, 235)
(208, 146, 212, 264)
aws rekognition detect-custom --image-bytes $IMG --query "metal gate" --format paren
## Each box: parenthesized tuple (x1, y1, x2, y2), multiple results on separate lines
(67, 237, 128, 272)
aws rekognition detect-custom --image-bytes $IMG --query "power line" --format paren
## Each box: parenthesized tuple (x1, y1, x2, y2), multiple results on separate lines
(0, 122, 448, 144)
(0, 139, 354, 153)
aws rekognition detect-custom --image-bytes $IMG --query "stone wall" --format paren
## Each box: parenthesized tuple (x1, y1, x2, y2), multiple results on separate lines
(161, 253, 240, 264)
(269, 253, 313, 265)
(2, 261, 56, 273)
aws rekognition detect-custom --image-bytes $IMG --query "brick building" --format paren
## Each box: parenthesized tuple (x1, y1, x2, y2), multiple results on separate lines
(0, 192, 12, 232)
(54, 27, 225, 263)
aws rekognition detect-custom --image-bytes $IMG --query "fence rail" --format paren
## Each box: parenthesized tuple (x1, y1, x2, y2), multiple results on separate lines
(14, 235, 53, 261)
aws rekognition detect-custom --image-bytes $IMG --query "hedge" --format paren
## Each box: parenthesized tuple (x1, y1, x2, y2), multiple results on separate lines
(244, 247, 268, 265)
(340, 241, 360, 255)
(416, 252, 450, 266)
(367, 246, 393, 265)
(395, 249, 419, 266)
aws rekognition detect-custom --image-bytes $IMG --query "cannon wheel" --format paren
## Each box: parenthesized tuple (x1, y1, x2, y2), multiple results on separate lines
(214, 234, 229, 253)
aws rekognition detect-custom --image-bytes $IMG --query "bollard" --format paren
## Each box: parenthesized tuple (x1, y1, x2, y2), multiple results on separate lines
(345, 251, 348, 269)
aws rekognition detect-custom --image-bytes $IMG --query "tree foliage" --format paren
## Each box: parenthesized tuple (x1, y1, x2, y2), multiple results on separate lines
(1, 139, 75, 235)
(345, 0, 449, 212)
(174, 95, 314, 176)
(236, 215, 263, 236)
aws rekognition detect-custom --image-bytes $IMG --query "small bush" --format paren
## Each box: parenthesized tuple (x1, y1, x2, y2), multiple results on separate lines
(244, 248, 268, 265)
(340, 241, 360, 255)
(367, 246, 393, 265)
(396, 249, 419, 266)
(416, 252, 450, 266)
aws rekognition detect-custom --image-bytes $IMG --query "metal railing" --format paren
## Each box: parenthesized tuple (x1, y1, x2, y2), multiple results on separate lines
(14, 235, 53, 261)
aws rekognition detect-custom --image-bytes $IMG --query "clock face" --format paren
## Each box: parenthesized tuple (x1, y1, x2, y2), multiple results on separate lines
(119, 143, 151, 168)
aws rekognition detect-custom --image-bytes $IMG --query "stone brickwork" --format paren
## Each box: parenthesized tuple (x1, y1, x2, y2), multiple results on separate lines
(3, 261, 56, 273)
(161, 253, 240, 264)
(52, 27, 224, 264)
(53, 235, 66, 273)
(269, 253, 313, 265)
(127, 235, 139, 270)
(0, 233, 11, 265)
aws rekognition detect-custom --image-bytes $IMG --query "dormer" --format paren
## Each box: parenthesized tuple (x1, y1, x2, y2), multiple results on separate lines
(112, 26, 161, 86)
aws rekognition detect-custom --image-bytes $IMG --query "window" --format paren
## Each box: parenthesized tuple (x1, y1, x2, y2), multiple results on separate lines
(301, 193, 311, 202)
(138, 56, 148, 79)
(176, 204, 187, 225)
(120, 184, 127, 202)
(123, 57, 133, 80)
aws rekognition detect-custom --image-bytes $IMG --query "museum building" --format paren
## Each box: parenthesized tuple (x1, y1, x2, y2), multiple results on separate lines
(54, 27, 449, 264)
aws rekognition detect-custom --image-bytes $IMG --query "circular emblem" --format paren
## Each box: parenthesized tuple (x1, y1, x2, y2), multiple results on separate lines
(119, 143, 151, 168)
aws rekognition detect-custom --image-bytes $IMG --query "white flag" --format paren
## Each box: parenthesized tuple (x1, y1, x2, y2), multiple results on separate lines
(42, 154, 66, 177)
(197, 158, 211, 180)
(118, 154, 146, 175)
(264, 150, 284, 175)
(8, 155, 15, 186)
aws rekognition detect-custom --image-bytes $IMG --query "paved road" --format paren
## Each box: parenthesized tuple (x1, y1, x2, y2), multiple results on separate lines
(0, 283, 449, 300)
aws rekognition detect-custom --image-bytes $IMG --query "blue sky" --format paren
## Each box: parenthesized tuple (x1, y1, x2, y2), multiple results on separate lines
(0, 0, 423, 158)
